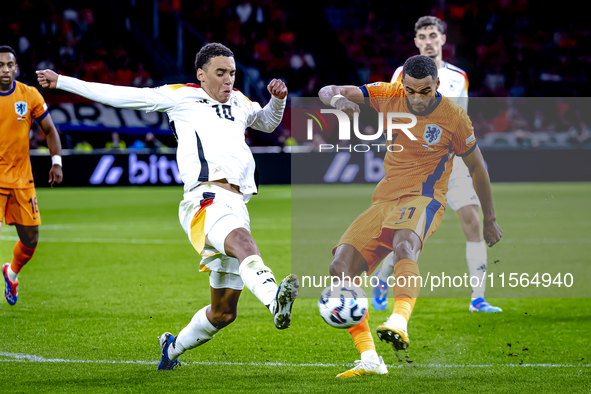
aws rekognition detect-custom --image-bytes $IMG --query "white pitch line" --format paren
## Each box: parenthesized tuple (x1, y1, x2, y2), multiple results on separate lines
(0, 352, 589, 369)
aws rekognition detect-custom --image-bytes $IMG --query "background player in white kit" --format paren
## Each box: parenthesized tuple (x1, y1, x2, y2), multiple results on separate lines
(371, 16, 502, 313)
(37, 43, 300, 370)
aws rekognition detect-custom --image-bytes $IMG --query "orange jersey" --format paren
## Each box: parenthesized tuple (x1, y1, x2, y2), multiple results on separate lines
(0, 81, 48, 189)
(360, 81, 476, 206)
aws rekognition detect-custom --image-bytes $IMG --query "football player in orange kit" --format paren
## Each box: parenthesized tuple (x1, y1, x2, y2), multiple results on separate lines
(0, 45, 63, 306)
(318, 55, 502, 377)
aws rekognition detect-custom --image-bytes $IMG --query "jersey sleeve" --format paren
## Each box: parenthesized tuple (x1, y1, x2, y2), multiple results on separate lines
(460, 72, 469, 98)
(458, 72, 469, 112)
(241, 92, 263, 124)
(359, 82, 403, 113)
(390, 66, 403, 84)
(57, 75, 177, 112)
(244, 93, 286, 133)
(30, 88, 49, 121)
(452, 110, 476, 157)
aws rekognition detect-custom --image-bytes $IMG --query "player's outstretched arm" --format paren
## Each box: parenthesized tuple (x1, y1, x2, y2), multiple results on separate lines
(249, 79, 288, 133)
(38, 114, 63, 187)
(36, 70, 174, 112)
(318, 85, 364, 120)
(462, 146, 503, 247)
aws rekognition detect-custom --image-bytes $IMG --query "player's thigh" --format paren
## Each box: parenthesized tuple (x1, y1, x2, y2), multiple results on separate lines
(333, 203, 390, 274)
(223, 227, 259, 261)
(4, 188, 41, 227)
(179, 185, 249, 257)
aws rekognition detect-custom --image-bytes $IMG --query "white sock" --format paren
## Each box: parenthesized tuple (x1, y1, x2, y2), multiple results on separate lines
(7, 265, 18, 282)
(376, 252, 395, 284)
(387, 312, 408, 332)
(360, 349, 380, 364)
(466, 241, 487, 299)
(238, 255, 278, 314)
(168, 306, 219, 360)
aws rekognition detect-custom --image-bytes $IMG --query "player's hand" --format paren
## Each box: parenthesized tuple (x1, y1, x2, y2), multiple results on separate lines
(49, 165, 63, 188)
(335, 97, 360, 121)
(36, 70, 59, 89)
(483, 220, 502, 247)
(268, 79, 287, 100)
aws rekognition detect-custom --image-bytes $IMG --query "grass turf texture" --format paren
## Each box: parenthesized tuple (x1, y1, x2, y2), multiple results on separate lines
(1, 184, 590, 393)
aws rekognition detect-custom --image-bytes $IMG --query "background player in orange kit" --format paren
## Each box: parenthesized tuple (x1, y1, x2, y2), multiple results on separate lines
(318, 55, 502, 377)
(0, 45, 63, 306)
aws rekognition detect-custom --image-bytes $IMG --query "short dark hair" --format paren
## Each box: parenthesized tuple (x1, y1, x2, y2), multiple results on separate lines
(402, 55, 438, 80)
(414, 16, 446, 35)
(195, 43, 234, 72)
(0, 45, 17, 61)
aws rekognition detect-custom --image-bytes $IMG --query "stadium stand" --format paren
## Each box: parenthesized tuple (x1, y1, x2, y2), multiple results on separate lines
(1, 0, 590, 151)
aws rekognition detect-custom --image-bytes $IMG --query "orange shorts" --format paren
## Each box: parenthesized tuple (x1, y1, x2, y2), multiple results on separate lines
(333, 195, 445, 275)
(0, 187, 42, 226)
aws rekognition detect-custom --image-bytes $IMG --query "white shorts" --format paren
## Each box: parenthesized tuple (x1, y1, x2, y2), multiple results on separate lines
(446, 156, 480, 212)
(179, 184, 250, 290)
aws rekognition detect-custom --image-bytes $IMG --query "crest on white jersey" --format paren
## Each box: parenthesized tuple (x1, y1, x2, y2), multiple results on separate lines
(423, 124, 442, 145)
(15, 101, 28, 116)
(447, 78, 463, 92)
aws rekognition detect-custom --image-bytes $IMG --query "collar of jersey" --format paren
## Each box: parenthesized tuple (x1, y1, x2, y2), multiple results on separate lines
(0, 80, 16, 96)
(405, 91, 442, 117)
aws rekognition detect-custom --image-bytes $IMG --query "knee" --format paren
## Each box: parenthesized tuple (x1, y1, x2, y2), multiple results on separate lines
(22, 231, 39, 249)
(228, 229, 257, 258)
(393, 240, 413, 261)
(463, 213, 479, 229)
(234, 229, 254, 247)
(210, 310, 237, 329)
(460, 207, 480, 229)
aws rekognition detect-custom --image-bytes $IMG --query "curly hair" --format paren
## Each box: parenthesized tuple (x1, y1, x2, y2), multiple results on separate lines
(414, 16, 446, 35)
(402, 55, 438, 80)
(0, 45, 17, 61)
(194, 43, 234, 72)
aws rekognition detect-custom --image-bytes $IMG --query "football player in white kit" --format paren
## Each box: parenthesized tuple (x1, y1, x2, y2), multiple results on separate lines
(370, 16, 502, 313)
(37, 43, 300, 369)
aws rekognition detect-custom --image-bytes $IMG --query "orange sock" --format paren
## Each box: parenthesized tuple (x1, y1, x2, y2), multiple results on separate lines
(393, 258, 421, 322)
(11, 240, 36, 274)
(347, 312, 375, 354)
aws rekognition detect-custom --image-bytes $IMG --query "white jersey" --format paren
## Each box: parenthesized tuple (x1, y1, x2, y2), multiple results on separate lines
(392, 61, 470, 181)
(57, 76, 286, 201)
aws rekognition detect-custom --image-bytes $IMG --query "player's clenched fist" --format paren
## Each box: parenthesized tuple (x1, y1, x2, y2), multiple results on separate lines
(267, 79, 287, 100)
(335, 97, 360, 121)
(49, 165, 63, 188)
(483, 220, 503, 247)
(36, 70, 59, 89)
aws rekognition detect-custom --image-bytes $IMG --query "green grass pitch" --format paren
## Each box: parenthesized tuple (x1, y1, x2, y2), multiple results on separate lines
(1, 183, 590, 393)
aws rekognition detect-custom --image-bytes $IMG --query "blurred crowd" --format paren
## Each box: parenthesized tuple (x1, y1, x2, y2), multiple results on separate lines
(1, 0, 155, 89)
(2, 0, 589, 151)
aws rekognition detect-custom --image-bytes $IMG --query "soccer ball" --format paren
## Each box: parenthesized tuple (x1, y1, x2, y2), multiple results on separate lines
(318, 284, 368, 329)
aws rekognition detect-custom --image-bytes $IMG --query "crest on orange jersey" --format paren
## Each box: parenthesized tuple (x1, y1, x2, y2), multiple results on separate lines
(15, 101, 28, 117)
